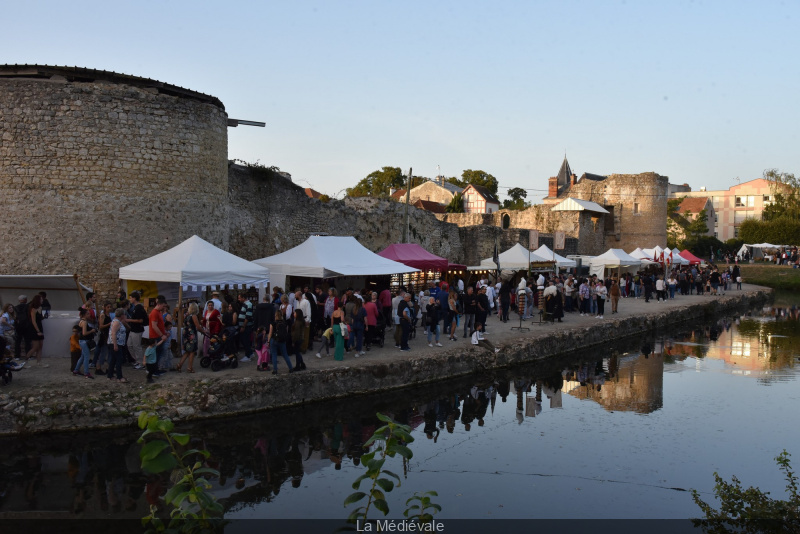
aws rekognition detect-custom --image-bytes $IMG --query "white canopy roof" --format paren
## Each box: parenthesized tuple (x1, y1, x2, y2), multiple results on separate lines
(253, 236, 418, 289)
(480, 243, 553, 270)
(550, 197, 610, 214)
(628, 248, 652, 260)
(534, 244, 577, 268)
(589, 248, 642, 268)
(747, 243, 785, 249)
(119, 235, 270, 289)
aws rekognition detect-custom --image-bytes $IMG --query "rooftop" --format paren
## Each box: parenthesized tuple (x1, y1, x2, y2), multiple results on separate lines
(676, 197, 711, 214)
(550, 197, 610, 214)
(0, 64, 225, 109)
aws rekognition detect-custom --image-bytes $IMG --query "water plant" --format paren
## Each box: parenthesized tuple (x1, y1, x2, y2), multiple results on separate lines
(344, 413, 441, 524)
(137, 400, 223, 533)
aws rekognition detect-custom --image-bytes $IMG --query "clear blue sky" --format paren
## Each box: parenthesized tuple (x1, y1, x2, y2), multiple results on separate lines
(5, 1, 798, 201)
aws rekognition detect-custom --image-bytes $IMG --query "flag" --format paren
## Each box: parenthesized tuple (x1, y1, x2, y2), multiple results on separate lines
(493, 241, 500, 271)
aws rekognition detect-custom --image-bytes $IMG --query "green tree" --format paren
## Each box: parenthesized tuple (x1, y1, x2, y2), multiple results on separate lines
(446, 192, 464, 213)
(347, 167, 405, 198)
(762, 169, 800, 222)
(447, 169, 499, 195)
(502, 187, 530, 210)
(692, 450, 800, 533)
(686, 209, 710, 240)
(667, 197, 686, 248)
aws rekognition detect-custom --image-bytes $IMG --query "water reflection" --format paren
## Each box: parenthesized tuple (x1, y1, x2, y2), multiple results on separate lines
(1, 302, 798, 519)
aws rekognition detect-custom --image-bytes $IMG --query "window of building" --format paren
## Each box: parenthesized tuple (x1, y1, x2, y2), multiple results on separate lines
(734, 227, 740, 237)
(747, 195, 755, 207)
(502, 214, 510, 229)
(735, 196, 744, 207)
(633, 203, 640, 215)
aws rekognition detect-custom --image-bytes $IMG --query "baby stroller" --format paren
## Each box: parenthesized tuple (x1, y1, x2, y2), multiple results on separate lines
(366, 314, 386, 349)
(1, 354, 22, 385)
(200, 332, 239, 372)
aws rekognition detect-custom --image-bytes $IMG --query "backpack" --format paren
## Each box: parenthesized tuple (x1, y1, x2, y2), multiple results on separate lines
(275, 320, 288, 343)
(15, 303, 29, 328)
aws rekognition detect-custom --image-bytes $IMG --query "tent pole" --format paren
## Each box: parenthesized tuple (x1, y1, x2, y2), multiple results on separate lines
(74, 274, 86, 305)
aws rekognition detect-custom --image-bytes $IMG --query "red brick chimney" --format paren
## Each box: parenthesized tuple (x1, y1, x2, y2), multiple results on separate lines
(548, 177, 558, 198)
(570, 173, 577, 187)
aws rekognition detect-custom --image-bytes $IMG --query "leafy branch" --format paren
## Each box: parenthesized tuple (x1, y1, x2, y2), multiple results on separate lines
(692, 450, 800, 533)
(137, 400, 224, 533)
(405, 491, 442, 522)
(345, 413, 415, 522)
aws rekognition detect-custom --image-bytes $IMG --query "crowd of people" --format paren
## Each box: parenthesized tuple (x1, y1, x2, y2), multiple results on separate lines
(0, 260, 747, 384)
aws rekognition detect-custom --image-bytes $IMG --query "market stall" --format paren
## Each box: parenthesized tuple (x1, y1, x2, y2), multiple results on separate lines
(588, 248, 642, 279)
(678, 250, 704, 265)
(253, 236, 418, 293)
(534, 244, 577, 269)
(377, 243, 449, 289)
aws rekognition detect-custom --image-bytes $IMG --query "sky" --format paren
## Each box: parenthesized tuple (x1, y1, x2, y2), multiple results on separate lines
(4, 0, 799, 201)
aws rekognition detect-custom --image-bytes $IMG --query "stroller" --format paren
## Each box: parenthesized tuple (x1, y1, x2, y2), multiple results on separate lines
(200, 332, 239, 372)
(366, 314, 386, 349)
(1, 353, 22, 385)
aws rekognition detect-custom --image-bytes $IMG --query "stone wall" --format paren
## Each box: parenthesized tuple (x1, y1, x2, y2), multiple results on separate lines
(0, 76, 229, 299)
(565, 172, 669, 251)
(227, 163, 465, 262)
(436, 207, 603, 256)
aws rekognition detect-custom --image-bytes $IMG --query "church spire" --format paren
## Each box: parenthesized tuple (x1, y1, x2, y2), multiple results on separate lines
(556, 154, 572, 187)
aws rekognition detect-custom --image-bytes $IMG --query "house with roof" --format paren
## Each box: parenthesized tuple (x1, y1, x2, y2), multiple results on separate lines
(676, 197, 715, 234)
(393, 176, 464, 213)
(462, 184, 500, 214)
(668, 178, 784, 240)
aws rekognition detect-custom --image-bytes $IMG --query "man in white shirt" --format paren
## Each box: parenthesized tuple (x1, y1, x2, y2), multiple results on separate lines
(392, 289, 405, 348)
(209, 291, 223, 311)
(295, 291, 312, 351)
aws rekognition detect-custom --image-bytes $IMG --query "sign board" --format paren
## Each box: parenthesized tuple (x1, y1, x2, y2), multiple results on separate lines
(554, 231, 566, 250)
(528, 230, 539, 251)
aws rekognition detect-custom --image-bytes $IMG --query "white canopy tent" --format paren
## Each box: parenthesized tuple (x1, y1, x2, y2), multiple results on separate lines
(628, 248, 660, 267)
(119, 235, 270, 353)
(479, 243, 553, 270)
(119, 235, 270, 291)
(253, 236, 418, 291)
(589, 248, 642, 278)
(534, 244, 577, 268)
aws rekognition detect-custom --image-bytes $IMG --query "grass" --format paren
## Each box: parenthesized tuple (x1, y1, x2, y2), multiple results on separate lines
(738, 263, 800, 291)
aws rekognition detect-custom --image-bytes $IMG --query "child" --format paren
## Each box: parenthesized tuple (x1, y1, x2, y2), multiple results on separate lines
(143, 336, 164, 383)
(70, 325, 81, 372)
(160, 321, 174, 371)
(254, 326, 270, 371)
(316, 327, 333, 358)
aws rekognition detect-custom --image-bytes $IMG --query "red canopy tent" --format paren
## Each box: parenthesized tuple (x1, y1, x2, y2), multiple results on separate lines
(679, 249, 703, 265)
(377, 243, 450, 270)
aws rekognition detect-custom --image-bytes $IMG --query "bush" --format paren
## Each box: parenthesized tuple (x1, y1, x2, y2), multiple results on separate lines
(740, 218, 800, 245)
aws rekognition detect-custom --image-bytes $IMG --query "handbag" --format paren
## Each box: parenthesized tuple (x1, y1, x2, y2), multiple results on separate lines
(86, 338, 97, 350)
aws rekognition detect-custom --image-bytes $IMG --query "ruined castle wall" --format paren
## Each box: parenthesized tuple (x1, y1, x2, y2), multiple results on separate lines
(436, 207, 604, 256)
(0, 78, 229, 299)
(567, 172, 668, 252)
(226, 164, 465, 263)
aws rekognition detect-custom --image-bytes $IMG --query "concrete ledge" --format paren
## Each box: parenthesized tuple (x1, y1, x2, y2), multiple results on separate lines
(0, 286, 772, 436)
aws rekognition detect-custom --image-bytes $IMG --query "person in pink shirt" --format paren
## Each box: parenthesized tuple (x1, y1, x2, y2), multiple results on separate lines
(378, 288, 392, 324)
(363, 292, 380, 350)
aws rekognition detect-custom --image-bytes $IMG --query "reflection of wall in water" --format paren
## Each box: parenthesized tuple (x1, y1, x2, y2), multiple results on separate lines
(565, 354, 664, 414)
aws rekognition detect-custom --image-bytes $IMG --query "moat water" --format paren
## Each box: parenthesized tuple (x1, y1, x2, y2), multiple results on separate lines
(1, 294, 798, 521)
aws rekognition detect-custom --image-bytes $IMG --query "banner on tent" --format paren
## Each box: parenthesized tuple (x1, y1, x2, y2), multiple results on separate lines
(125, 280, 203, 302)
(528, 230, 539, 251)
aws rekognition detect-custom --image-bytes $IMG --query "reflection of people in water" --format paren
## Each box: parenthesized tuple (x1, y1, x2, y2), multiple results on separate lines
(285, 439, 304, 488)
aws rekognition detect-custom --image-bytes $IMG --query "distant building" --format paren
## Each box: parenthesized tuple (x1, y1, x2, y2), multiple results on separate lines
(304, 187, 322, 199)
(462, 184, 500, 214)
(669, 178, 780, 241)
(671, 197, 715, 240)
(395, 176, 463, 209)
(542, 155, 669, 251)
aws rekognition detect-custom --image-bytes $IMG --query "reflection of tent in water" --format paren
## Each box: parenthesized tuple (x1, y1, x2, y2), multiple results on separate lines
(563, 353, 664, 414)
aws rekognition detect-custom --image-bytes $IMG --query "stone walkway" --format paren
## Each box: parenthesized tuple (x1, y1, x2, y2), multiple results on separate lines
(6, 284, 766, 394)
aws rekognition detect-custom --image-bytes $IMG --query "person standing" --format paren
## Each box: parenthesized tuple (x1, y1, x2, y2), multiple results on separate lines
(202, 300, 222, 357)
(25, 294, 47, 366)
(148, 296, 168, 373)
(13, 295, 30, 360)
(447, 290, 459, 341)
(331, 303, 346, 361)
(462, 286, 476, 338)
(177, 302, 202, 373)
(392, 289, 405, 348)
(73, 307, 96, 378)
(237, 294, 254, 362)
(363, 292, 379, 350)
(398, 293, 412, 351)
(270, 311, 294, 373)
(425, 297, 442, 347)
(595, 280, 607, 319)
(91, 302, 112, 374)
(290, 309, 307, 371)
(127, 292, 148, 370)
(499, 283, 511, 323)
(610, 279, 621, 314)
(476, 285, 490, 334)
(107, 307, 128, 382)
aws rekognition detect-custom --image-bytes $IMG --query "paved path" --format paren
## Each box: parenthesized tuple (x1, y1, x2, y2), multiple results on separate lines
(8, 285, 764, 395)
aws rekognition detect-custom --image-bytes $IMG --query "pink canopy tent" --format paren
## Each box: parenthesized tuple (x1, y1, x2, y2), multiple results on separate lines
(377, 243, 450, 270)
(679, 250, 703, 265)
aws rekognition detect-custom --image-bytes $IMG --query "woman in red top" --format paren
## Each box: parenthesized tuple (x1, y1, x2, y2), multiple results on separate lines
(202, 301, 222, 357)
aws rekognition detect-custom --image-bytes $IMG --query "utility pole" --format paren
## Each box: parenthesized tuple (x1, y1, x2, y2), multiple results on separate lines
(403, 167, 412, 243)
